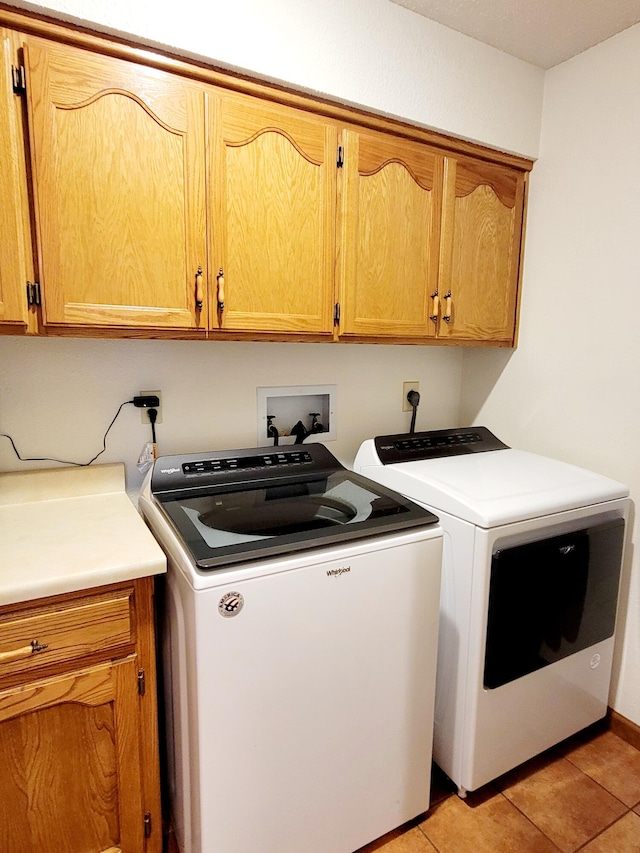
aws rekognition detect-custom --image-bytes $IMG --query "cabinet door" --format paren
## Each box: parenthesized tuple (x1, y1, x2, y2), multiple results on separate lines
(338, 129, 443, 339)
(209, 91, 337, 335)
(24, 37, 207, 330)
(0, 657, 144, 853)
(437, 157, 526, 343)
(0, 33, 30, 329)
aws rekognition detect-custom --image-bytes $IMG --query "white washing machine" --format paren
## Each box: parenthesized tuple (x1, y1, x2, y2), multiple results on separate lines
(354, 427, 629, 796)
(140, 443, 443, 853)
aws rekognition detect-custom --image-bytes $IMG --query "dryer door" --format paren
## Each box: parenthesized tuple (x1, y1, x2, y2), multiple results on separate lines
(483, 518, 624, 689)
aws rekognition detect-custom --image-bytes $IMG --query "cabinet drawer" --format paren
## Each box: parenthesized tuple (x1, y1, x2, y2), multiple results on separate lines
(0, 587, 135, 680)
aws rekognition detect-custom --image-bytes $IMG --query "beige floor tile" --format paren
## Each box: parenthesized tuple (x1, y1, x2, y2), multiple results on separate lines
(497, 752, 627, 852)
(560, 730, 640, 807)
(355, 825, 437, 853)
(580, 811, 640, 852)
(419, 788, 558, 853)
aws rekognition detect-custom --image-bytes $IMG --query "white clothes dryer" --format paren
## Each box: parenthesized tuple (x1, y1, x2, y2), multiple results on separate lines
(354, 427, 629, 796)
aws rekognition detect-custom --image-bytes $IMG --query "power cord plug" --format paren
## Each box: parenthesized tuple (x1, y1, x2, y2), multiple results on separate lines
(407, 390, 421, 435)
(147, 407, 158, 449)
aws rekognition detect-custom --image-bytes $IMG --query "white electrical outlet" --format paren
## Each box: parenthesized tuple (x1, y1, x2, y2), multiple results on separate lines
(402, 381, 419, 412)
(140, 390, 163, 424)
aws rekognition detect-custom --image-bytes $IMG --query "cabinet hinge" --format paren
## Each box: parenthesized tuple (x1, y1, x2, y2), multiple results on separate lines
(333, 302, 340, 326)
(11, 65, 26, 94)
(144, 812, 152, 838)
(337, 146, 344, 168)
(26, 281, 41, 307)
(137, 668, 146, 696)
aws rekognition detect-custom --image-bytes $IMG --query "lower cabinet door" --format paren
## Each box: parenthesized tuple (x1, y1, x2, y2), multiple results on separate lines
(0, 656, 144, 853)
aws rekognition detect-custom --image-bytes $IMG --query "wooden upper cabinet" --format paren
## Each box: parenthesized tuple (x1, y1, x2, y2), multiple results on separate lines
(0, 32, 31, 329)
(338, 129, 443, 339)
(437, 157, 526, 343)
(23, 37, 207, 330)
(208, 91, 337, 335)
(1, 12, 531, 344)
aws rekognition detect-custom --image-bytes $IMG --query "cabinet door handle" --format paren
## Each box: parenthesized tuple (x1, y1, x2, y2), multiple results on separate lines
(429, 291, 440, 324)
(100, 848, 122, 853)
(195, 266, 204, 311)
(216, 268, 225, 312)
(442, 290, 452, 322)
(0, 639, 49, 664)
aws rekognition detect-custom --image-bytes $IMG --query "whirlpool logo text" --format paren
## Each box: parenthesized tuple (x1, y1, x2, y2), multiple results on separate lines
(326, 566, 351, 578)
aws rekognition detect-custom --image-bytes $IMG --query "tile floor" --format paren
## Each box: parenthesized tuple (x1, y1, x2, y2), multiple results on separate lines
(356, 724, 640, 853)
(165, 723, 640, 853)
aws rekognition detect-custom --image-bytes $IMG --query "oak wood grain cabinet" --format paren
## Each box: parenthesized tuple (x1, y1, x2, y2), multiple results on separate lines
(1, 9, 532, 346)
(338, 127, 444, 340)
(21, 38, 338, 338)
(0, 30, 33, 332)
(208, 90, 338, 336)
(434, 156, 526, 343)
(0, 577, 161, 853)
(23, 36, 208, 333)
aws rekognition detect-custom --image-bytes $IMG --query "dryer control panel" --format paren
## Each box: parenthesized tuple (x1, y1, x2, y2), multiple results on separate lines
(374, 427, 509, 464)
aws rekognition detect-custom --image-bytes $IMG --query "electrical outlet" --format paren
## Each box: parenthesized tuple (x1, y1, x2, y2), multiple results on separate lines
(140, 390, 163, 424)
(402, 381, 419, 412)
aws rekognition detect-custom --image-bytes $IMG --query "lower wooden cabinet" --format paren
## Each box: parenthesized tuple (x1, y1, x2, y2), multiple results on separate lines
(0, 577, 161, 853)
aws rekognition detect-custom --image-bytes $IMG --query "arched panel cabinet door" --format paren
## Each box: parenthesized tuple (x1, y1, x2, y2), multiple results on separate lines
(437, 157, 527, 344)
(0, 657, 144, 853)
(0, 32, 31, 330)
(338, 128, 443, 340)
(209, 90, 337, 335)
(23, 37, 207, 331)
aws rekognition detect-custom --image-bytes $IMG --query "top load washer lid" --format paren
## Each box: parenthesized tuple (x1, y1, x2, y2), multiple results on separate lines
(147, 443, 438, 568)
(355, 428, 629, 528)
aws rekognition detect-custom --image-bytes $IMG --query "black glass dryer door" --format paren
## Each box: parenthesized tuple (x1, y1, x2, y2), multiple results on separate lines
(484, 518, 624, 689)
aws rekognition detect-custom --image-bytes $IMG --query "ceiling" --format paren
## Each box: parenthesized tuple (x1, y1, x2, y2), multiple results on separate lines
(389, 0, 640, 68)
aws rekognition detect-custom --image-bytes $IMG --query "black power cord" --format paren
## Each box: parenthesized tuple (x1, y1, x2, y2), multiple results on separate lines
(407, 389, 421, 434)
(0, 394, 159, 467)
(147, 407, 158, 445)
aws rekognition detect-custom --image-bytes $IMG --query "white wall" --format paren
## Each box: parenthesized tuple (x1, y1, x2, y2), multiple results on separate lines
(0, 337, 462, 491)
(461, 24, 640, 725)
(8, 0, 543, 158)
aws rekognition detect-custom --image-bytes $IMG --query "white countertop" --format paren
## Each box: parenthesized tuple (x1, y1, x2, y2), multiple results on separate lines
(0, 463, 166, 606)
